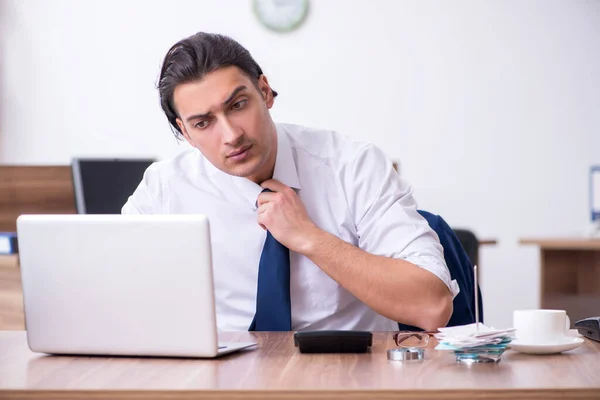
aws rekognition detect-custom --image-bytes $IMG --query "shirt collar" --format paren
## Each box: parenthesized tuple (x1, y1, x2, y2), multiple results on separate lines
(203, 125, 301, 208)
(272, 125, 301, 190)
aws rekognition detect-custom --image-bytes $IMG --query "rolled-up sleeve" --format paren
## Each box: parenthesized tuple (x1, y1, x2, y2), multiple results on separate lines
(343, 143, 460, 299)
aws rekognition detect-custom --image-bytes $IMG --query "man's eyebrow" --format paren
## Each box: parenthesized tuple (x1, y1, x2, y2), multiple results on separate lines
(185, 85, 248, 123)
(222, 85, 247, 105)
(186, 111, 211, 123)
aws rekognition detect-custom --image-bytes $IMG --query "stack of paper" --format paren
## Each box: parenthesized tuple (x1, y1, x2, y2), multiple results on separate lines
(434, 323, 515, 362)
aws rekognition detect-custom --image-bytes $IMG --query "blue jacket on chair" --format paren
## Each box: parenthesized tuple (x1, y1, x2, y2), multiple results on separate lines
(397, 210, 484, 331)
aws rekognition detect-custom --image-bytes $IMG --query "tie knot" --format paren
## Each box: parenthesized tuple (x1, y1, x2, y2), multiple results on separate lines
(256, 188, 273, 208)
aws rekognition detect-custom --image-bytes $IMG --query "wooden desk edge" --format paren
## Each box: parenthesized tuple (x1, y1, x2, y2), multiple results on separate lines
(519, 238, 600, 250)
(1, 388, 599, 400)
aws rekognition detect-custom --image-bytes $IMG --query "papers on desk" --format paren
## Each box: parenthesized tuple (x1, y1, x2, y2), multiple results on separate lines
(434, 323, 515, 351)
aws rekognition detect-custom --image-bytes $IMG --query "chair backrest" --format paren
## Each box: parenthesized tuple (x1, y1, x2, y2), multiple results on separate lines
(71, 158, 155, 214)
(397, 210, 483, 331)
(452, 228, 479, 266)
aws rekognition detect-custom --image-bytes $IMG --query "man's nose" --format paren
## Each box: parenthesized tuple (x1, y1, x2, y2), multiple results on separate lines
(220, 117, 243, 145)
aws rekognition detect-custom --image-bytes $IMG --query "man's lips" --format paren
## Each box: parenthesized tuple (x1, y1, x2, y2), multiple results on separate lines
(227, 145, 251, 158)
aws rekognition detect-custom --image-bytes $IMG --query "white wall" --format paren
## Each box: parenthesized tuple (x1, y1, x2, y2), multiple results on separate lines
(1, 0, 599, 328)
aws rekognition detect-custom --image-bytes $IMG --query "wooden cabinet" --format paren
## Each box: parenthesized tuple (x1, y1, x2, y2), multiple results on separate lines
(0, 256, 24, 330)
(0, 165, 75, 330)
(520, 238, 600, 324)
(0, 166, 76, 232)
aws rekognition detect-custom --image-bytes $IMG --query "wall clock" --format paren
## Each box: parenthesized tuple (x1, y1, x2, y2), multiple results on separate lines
(253, 0, 309, 32)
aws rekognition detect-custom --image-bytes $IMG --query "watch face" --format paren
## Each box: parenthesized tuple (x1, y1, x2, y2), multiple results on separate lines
(253, 0, 309, 32)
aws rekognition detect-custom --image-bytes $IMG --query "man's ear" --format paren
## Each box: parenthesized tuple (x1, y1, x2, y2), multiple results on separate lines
(176, 118, 196, 148)
(257, 75, 274, 109)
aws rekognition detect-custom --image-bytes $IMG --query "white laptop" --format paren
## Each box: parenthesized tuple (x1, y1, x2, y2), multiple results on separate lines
(16, 214, 256, 358)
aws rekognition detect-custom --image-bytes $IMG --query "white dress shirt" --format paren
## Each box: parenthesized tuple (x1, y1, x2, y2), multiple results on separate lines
(122, 123, 459, 331)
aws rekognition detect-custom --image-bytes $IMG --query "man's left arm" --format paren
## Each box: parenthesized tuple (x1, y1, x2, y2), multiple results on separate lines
(308, 231, 452, 331)
(257, 146, 456, 331)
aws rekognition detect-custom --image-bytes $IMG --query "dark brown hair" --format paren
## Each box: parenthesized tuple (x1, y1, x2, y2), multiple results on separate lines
(158, 32, 278, 139)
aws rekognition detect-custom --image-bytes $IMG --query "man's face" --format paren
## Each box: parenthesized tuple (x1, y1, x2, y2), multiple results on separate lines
(174, 66, 276, 183)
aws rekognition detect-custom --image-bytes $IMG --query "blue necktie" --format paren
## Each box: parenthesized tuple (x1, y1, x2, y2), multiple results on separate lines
(248, 189, 292, 331)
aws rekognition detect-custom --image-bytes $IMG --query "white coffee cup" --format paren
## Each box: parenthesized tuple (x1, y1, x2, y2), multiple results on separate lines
(513, 309, 571, 345)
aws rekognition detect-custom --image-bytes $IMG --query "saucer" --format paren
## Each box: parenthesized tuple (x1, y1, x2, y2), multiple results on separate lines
(509, 337, 585, 355)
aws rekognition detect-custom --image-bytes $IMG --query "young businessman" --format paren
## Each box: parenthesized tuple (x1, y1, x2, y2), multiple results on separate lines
(122, 32, 458, 332)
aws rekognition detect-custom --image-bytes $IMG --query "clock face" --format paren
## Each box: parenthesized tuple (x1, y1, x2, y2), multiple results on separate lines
(253, 0, 309, 32)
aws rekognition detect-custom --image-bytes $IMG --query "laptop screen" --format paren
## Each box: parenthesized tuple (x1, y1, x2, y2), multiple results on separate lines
(72, 158, 155, 214)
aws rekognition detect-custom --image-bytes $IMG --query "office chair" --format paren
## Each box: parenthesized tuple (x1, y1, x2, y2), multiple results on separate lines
(452, 228, 479, 267)
(71, 158, 155, 214)
(397, 210, 483, 331)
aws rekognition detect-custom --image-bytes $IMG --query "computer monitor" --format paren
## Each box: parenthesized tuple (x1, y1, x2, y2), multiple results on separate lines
(592, 166, 600, 223)
(71, 158, 155, 214)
